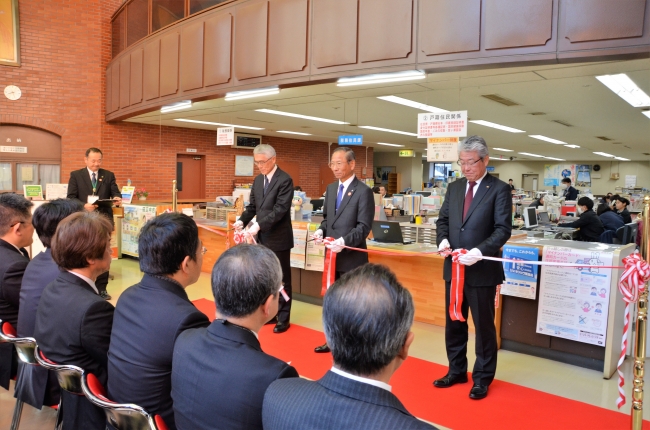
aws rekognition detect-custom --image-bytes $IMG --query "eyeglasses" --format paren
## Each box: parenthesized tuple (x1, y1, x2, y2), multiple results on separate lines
(457, 157, 483, 168)
(201, 246, 208, 255)
(329, 161, 350, 168)
(254, 158, 273, 166)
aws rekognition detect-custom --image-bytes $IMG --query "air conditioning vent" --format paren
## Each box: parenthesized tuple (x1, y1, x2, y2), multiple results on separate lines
(481, 94, 520, 106)
(596, 136, 613, 141)
(529, 112, 546, 115)
(233, 133, 262, 149)
(551, 120, 572, 127)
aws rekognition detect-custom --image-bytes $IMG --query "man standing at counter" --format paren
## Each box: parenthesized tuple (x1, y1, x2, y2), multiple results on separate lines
(312, 147, 375, 353)
(235, 144, 294, 334)
(67, 147, 122, 300)
(434, 135, 512, 400)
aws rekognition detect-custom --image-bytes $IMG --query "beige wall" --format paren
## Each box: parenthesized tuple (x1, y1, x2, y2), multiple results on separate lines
(374, 152, 424, 192)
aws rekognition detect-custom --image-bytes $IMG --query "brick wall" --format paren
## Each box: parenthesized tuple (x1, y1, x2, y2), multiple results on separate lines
(1, 0, 373, 199)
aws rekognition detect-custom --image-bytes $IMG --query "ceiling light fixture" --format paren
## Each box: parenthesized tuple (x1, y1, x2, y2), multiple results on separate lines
(593, 152, 615, 158)
(276, 130, 311, 136)
(225, 86, 279, 101)
(161, 100, 192, 113)
(564, 144, 580, 148)
(614, 157, 630, 161)
(337, 70, 425, 87)
(518, 152, 544, 158)
(544, 157, 566, 161)
(377, 95, 448, 113)
(492, 147, 513, 152)
(255, 109, 349, 124)
(358, 125, 418, 137)
(596, 73, 650, 107)
(642, 111, 650, 119)
(469, 120, 525, 133)
(375, 142, 404, 147)
(174, 119, 264, 130)
(528, 135, 567, 145)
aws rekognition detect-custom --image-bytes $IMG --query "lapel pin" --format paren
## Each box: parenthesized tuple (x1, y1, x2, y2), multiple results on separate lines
(347, 192, 352, 196)
(486, 186, 489, 189)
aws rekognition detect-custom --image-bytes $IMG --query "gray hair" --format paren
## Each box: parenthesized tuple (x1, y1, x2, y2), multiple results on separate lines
(253, 144, 276, 158)
(323, 264, 414, 376)
(333, 146, 355, 162)
(211, 244, 281, 318)
(458, 135, 489, 158)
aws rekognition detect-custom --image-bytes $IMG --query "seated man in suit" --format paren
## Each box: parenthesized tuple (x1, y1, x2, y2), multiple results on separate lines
(171, 244, 298, 430)
(0, 193, 33, 390)
(15, 199, 84, 409)
(263, 264, 436, 430)
(107, 213, 210, 430)
(34, 211, 115, 430)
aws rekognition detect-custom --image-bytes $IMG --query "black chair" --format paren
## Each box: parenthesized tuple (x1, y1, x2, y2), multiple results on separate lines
(616, 223, 639, 245)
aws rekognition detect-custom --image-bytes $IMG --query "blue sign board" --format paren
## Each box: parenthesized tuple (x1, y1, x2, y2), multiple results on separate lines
(486, 166, 495, 172)
(501, 245, 539, 299)
(338, 135, 363, 146)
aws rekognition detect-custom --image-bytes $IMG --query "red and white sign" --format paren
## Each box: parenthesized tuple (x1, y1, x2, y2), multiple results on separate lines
(417, 111, 467, 138)
(217, 127, 234, 146)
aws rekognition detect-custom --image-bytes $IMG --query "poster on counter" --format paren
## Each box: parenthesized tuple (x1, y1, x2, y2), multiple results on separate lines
(305, 222, 325, 271)
(536, 246, 613, 346)
(290, 223, 308, 269)
(500, 245, 539, 300)
(121, 204, 156, 256)
(46, 183, 68, 200)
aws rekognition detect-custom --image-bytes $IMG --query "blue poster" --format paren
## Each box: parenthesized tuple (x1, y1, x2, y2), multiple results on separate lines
(501, 245, 539, 299)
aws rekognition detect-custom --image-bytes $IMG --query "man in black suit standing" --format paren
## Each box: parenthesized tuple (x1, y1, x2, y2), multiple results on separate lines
(67, 147, 122, 300)
(434, 135, 512, 400)
(171, 244, 298, 430)
(107, 213, 210, 430)
(560, 177, 578, 201)
(312, 146, 375, 353)
(234, 144, 294, 333)
(263, 264, 436, 430)
(0, 193, 33, 390)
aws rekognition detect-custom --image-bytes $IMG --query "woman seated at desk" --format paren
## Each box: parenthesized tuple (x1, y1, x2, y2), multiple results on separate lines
(529, 195, 545, 209)
(596, 203, 624, 232)
(557, 197, 604, 242)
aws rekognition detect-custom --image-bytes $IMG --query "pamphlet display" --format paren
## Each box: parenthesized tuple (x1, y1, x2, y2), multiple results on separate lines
(121, 186, 136, 204)
(46, 183, 68, 200)
(305, 222, 325, 271)
(290, 223, 308, 269)
(23, 185, 43, 200)
(500, 245, 539, 300)
(536, 246, 613, 346)
(121, 204, 156, 257)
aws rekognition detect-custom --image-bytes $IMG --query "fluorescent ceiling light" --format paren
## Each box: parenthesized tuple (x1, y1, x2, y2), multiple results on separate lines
(276, 130, 311, 136)
(358, 125, 417, 137)
(469, 120, 525, 133)
(614, 157, 630, 161)
(376, 142, 404, 147)
(564, 144, 580, 148)
(529, 135, 567, 145)
(518, 152, 544, 158)
(337, 70, 425, 87)
(161, 100, 192, 113)
(593, 152, 615, 158)
(225, 86, 279, 101)
(255, 109, 348, 125)
(545, 157, 566, 161)
(174, 119, 264, 130)
(492, 147, 513, 152)
(377, 96, 448, 113)
(643, 111, 650, 119)
(596, 73, 650, 107)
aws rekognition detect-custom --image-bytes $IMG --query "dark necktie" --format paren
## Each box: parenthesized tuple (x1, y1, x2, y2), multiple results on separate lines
(19, 248, 30, 259)
(263, 176, 269, 195)
(463, 181, 477, 221)
(91, 172, 97, 192)
(335, 184, 345, 212)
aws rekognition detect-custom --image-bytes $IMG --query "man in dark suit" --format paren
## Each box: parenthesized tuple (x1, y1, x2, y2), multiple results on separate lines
(560, 177, 578, 201)
(15, 198, 84, 409)
(557, 197, 604, 242)
(34, 211, 115, 429)
(0, 193, 33, 390)
(171, 244, 298, 430)
(263, 264, 436, 430)
(312, 146, 375, 353)
(67, 147, 122, 300)
(107, 213, 210, 430)
(434, 135, 512, 400)
(235, 144, 294, 333)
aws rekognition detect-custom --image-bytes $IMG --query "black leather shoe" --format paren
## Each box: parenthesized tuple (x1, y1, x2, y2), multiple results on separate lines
(314, 343, 331, 353)
(433, 373, 468, 388)
(265, 316, 278, 325)
(99, 291, 112, 300)
(273, 322, 290, 333)
(469, 384, 489, 400)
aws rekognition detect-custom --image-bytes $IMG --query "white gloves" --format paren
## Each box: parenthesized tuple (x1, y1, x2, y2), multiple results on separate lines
(326, 237, 345, 253)
(247, 222, 260, 236)
(458, 248, 482, 266)
(233, 220, 244, 230)
(437, 239, 450, 253)
(311, 229, 324, 241)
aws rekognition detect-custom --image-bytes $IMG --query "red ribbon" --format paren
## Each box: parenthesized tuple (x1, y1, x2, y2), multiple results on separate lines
(448, 249, 467, 322)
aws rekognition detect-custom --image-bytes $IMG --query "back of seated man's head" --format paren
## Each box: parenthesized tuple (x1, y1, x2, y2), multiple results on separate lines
(211, 244, 281, 318)
(0, 193, 33, 239)
(138, 213, 200, 279)
(32, 199, 85, 248)
(323, 264, 414, 376)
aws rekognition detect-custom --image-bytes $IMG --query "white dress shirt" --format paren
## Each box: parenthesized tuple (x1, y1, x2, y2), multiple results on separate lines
(337, 174, 356, 199)
(465, 170, 488, 197)
(331, 366, 392, 392)
(67, 270, 99, 295)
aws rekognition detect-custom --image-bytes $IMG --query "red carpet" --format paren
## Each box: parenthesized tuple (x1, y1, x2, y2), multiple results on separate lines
(193, 298, 649, 429)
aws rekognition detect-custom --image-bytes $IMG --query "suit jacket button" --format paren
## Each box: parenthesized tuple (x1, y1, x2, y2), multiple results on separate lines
(461, 228, 464, 231)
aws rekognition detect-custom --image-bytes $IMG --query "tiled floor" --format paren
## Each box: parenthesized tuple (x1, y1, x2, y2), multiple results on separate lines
(0, 257, 644, 429)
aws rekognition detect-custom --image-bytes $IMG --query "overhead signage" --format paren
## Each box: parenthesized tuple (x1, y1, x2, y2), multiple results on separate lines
(338, 135, 363, 146)
(217, 127, 234, 146)
(186, 148, 197, 153)
(427, 137, 458, 162)
(417, 110, 467, 138)
(1, 145, 27, 153)
(398, 149, 415, 157)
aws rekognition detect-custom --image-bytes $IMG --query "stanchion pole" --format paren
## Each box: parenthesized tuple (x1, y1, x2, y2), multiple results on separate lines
(172, 180, 178, 213)
(632, 195, 650, 429)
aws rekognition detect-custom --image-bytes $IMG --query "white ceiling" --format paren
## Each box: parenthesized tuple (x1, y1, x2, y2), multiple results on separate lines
(125, 58, 650, 162)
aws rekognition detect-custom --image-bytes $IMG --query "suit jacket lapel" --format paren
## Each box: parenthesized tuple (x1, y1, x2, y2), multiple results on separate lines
(331, 177, 358, 224)
(462, 174, 494, 226)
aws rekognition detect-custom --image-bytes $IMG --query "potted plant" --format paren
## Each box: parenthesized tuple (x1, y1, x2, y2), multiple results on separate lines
(135, 188, 149, 201)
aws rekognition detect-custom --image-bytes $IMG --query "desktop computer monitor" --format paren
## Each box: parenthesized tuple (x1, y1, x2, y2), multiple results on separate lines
(524, 207, 538, 228)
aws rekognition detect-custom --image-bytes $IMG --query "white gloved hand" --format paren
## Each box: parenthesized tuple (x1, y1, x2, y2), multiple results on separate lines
(311, 229, 324, 242)
(437, 239, 451, 253)
(247, 222, 260, 236)
(325, 237, 345, 253)
(232, 220, 244, 231)
(458, 248, 482, 266)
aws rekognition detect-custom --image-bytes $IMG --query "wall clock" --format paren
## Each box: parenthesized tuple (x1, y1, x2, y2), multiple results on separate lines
(4, 85, 21, 100)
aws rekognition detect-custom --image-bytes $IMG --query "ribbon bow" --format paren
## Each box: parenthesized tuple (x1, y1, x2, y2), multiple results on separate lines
(232, 225, 257, 245)
(616, 252, 650, 409)
(448, 249, 468, 322)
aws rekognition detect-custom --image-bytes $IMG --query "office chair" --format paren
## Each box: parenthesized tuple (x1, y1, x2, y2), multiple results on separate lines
(615, 223, 639, 245)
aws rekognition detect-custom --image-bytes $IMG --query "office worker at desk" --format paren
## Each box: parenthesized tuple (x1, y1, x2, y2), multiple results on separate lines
(560, 177, 578, 201)
(557, 197, 604, 242)
(613, 196, 632, 224)
(529, 195, 545, 209)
